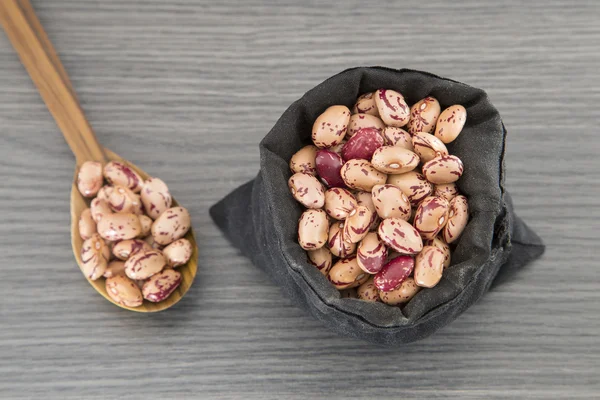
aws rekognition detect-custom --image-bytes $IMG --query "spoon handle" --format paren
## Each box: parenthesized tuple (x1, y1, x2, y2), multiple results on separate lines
(17, 0, 76, 98)
(0, 0, 106, 166)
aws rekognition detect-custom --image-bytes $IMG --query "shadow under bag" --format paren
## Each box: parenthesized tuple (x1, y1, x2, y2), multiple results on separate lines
(210, 67, 545, 345)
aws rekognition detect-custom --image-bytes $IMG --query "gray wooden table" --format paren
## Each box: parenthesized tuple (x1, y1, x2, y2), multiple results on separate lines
(1, 1, 598, 398)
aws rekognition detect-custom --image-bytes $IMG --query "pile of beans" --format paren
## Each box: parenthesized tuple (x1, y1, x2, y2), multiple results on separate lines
(77, 160, 193, 307)
(289, 89, 469, 306)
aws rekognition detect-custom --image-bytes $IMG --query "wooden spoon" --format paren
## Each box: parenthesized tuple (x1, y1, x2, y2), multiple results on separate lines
(0, 0, 198, 312)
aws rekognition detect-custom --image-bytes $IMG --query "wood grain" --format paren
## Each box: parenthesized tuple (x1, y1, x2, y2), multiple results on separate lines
(0, 0, 599, 398)
(0, 0, 106, 165)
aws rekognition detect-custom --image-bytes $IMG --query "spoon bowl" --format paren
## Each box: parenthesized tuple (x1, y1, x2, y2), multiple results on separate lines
(71, 149, 198, 312)
(1, 0, 198, 312)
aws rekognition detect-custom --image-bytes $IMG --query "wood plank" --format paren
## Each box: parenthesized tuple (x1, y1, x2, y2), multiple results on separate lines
(0, 0, 598, 398)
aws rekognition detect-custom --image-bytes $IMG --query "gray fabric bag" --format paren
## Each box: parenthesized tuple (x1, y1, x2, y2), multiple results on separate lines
(210, 67, 545, 345)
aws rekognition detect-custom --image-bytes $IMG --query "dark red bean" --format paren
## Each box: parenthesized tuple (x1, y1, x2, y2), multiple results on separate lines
(315, 149, 346, 188)
(341, 127, 384, 162)
(374, 255, 414, 292)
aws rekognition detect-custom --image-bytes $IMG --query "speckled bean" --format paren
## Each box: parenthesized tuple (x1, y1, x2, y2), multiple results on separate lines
(354, 190, 379, 231)
(422, 155, 464, 184)
(315, 150, 346, 188)
(443, 195, 469, 244)
(340, 160, 387, 191)
(424, 236, 451, 269)
(387, 171, 433, 207)
(142, 269, 182, 302)
(435, 105, 467, 144)
(374, 255, 414, 292)
(378, 218, 423, 255)
(382, 127, 413, 151)
(378, 277, 420, 305)
(307, 247, 333, 276)
(288, 172, 325, 209)
(108, 185, 143, 215)
(151, 207, 191, 246)
(434, 183, 459, 201)
(371, 146, 420, 174)
(312, 105, 351, 148)
(413, 196, 450, 240)
(96, 185, 114, 202)
(374, 89, 410, 127)
(341, 127, 384, 161)
(97, 213, 142, 241)
(290, 145, 318, 175)
(124, 249, 166, 280)
(346, 113, 386, 137)
(90, 197, 113, 223)
(78, 208, 96, 240)
(328, 221, 356, 258)
(77, 161, 103, 198)
(162, 238, 193, 267)
(327, 256, 369, 290)
(354, 191, 376, 213)
(138, 215, 153, 237)
(103, 161, 143, 193)
(371, 184, 411, 220)
(356, 232, 387, 274)
(411, 132, 448, 163)
(352, 92, 379, 116)
(407, 96, 441, 134)
(298, 209, 328, 250)
(343, 206, 374, 243)
(357, 277, 380, 302)
(105, 275, 143, 307)
(103, 260, 127, 278)
(80, 233, 110, 280)
(140, 177, 172, 220)
(324, 188, 357, 220)
(112, 239, 153, 260)
(414, 246, 445, 288)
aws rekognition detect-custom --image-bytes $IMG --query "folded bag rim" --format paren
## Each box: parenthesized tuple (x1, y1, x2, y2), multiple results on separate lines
(209, 66, 545, 343)
(255, 66, 512, 329)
